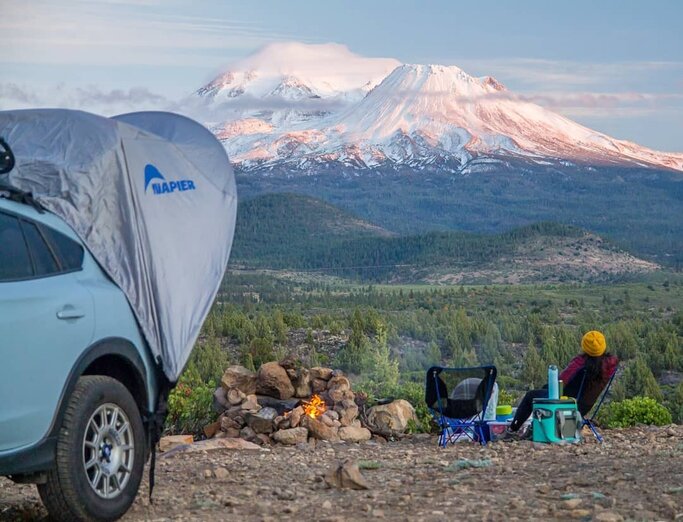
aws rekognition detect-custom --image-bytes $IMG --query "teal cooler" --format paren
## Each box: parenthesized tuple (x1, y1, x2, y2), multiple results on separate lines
(531, 398, 581, 444)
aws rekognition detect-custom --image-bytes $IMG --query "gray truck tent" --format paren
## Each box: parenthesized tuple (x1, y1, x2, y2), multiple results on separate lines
(0, 109, 237, 382)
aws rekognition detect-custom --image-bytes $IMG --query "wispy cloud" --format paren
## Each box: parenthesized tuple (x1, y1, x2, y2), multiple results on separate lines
(0, 83, 172, 114)
(453, 58, 683, 92)
(0, 0, 308, 67)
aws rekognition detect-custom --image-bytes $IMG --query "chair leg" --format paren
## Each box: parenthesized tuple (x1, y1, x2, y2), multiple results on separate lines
(583, 419, 604, 443)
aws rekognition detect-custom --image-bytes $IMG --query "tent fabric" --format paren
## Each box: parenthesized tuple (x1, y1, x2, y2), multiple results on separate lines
(0, 109, 237, 381)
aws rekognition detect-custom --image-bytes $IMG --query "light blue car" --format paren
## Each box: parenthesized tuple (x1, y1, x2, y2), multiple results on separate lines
(0, 193, 159, 520)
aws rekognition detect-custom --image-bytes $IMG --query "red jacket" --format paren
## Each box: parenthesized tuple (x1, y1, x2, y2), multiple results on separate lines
(560, 353, 619, 415)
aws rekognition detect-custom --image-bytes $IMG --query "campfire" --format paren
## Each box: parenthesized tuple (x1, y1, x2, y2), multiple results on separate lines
(211, 363, 386, 445)
(302, 394, 327, 419)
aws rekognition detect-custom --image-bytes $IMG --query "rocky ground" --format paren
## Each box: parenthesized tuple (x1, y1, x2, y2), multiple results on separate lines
(1, 425, 682, 521)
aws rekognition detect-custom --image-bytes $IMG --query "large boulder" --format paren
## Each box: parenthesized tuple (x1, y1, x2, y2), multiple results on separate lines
(221, 365, 257, 395)
(256, 362, 295, 400)
(310, 367, 334, 381)
(366, 399, 417, 435)
(339, 426, 372, 443)
(273, 427, 309, 445)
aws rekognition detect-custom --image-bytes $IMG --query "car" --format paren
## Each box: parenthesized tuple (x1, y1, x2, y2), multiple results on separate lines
(0, 192, 160, 521)
(0, 109, 237, 521)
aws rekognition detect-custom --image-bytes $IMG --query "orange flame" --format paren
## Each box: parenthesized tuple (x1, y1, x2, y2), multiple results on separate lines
(302, 394, 327, 419)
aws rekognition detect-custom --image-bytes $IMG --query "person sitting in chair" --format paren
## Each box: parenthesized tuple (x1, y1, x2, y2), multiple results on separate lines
(506, 330, 618, 437)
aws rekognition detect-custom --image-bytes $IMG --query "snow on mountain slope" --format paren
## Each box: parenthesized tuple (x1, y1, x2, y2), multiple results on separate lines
(195, 45, 683, 173)
(198, 42, 400, 102)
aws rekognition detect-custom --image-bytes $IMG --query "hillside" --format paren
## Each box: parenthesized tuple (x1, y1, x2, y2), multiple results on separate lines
(236, 169, 683, 268)
(230, 194, 658, 283)
(231, 193, 393, 264)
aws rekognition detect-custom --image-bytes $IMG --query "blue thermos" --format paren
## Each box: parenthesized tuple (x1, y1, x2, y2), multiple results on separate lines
(547, 365, 559, 399)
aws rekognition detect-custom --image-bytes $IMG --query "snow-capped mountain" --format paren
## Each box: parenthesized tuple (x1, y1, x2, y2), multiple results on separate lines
(193, 44, 683, 173)
(194, 42, 399, 132)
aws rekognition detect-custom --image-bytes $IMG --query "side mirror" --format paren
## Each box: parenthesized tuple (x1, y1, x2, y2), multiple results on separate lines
(0, 138, 15, 174)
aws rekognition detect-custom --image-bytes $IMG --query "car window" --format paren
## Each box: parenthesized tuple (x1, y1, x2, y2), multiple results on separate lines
(40, 224, 84, 271)
(0, 212, 33, 281)
(21, 221, 60, 276)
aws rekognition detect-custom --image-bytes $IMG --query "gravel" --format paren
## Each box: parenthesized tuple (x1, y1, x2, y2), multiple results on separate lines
(1, 425, 682, 521)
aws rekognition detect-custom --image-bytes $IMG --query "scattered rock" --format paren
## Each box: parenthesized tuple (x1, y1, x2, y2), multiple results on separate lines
(159, 434, 193, 452)
(312, 378, 328, 394)
(220, 415, 241, 432)
(366, 399, 417, 435)
(221, 365, 257, 395)
(240, 426, 257, 441)
(246, 407, 278, 434)
(289, 406, 304, 428)
(254, 395, 300, 414)
(324, 459, 369, 490)
(324, 410, 340, 421)
(595, 512, 624, 522)
(339, 426, 372, 443)
(213, 387, 230, 413)
(303, 416, 339, 441)
(162, 437, 262, 455)
(256, 362, 295, 400)
(214, 467, 229, 479)
(273, 427, 309, 445)
(562, 498, 583, 509)
(227, 388, 246, 406)
(223, 427, 241, 438)
(203, 421, 221, 439)
(292, 368, 312, 398)
(241, 394, 260, 412)
(338, 399, 359, 427)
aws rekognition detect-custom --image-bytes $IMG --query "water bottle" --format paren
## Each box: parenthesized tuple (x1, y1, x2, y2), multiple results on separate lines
(548, 365, 559, 399)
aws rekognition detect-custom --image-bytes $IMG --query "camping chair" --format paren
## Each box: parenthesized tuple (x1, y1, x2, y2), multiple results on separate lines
(425, 365, 497, 447)
(573, 365, 619, 443)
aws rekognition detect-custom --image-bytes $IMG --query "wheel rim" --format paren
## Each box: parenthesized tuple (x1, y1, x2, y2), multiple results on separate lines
(82, 403, 134, 499)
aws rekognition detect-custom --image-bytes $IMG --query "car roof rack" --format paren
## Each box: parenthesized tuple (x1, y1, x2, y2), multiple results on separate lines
(0, 183, 45, 213)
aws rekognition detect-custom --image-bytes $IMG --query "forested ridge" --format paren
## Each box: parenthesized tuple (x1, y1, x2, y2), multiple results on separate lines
(231, 193, 620, 280)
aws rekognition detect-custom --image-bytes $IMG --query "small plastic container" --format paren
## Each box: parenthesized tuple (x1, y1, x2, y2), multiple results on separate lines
(495, 404, 513, 422)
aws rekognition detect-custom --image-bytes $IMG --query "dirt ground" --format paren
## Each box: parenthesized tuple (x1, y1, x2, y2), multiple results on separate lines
(2, 425, 682, 521)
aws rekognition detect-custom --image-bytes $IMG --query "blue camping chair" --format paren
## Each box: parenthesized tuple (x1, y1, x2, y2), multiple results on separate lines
(425, 365, 497, 447)
(573, 364, 619, 443)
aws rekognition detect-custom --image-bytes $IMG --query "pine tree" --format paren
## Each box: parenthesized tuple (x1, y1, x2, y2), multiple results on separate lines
(522, 338, 546, 389)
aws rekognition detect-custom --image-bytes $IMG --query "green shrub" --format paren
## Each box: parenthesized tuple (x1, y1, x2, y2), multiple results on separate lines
(166, 365, 217, 436)
(498, 388, 519, 407)
(189, 336, 230, 384)
(602, 396, 672, 428)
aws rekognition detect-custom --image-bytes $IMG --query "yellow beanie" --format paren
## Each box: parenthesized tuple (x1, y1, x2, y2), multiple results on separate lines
(582, 330, 606, 357)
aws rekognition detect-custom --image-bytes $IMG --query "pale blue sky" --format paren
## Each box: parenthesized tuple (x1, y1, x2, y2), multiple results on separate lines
(3, 0, 682, 151)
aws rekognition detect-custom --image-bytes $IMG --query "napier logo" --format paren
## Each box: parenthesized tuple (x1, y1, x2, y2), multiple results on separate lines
(144, 164, 196, 195)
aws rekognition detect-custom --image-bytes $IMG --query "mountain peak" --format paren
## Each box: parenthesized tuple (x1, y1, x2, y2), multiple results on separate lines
(193, 43, 683, 173)
(197, 42, 400, 101)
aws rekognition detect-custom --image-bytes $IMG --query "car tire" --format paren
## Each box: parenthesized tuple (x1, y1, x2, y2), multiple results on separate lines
(37, 375, 146, 521)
